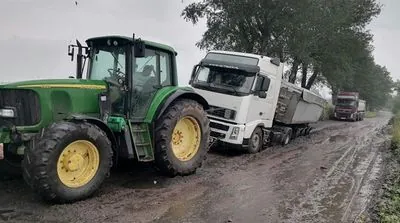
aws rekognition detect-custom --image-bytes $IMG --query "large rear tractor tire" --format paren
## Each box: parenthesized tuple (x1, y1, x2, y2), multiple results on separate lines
(22, 122, 113, 203)
(155, 99, 210, 176)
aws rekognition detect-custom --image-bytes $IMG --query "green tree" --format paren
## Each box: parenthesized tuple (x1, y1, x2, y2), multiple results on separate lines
(182, 0, 390, 107)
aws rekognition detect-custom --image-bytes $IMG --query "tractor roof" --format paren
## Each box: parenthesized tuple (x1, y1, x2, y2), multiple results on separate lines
(86, 35, 177, 55)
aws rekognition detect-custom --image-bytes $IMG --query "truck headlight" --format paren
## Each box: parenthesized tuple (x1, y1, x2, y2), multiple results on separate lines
(229, 127, 240, 140)
(224, 109, 232, 119)
(0, 108, 15, 118)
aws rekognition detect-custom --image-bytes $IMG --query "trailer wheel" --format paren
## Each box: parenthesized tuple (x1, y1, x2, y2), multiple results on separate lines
(282, 128, 292, 146)
(247, 127, 263, 154)
(155, 99, 210, 176)
(305, 127, 312, 135)
(22, 121, 113, 203)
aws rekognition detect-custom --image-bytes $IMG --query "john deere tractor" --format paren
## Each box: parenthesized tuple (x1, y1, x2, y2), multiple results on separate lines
(0, 34, 210, 203)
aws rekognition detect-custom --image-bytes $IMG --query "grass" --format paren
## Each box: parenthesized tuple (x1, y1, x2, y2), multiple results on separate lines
(378, 113, 400, 223)
(366, 111, 377, 118)
(319, 103, 334, 121)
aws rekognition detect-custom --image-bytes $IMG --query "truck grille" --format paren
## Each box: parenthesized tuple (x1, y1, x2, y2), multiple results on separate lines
(0, 89, 41, 126)
(207, 105, 236, 120)
(210, 122, 230, 131)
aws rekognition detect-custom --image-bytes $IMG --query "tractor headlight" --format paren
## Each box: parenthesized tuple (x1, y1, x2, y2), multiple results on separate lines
(229, 127, 240, 140)
(0, 108, 15, 118)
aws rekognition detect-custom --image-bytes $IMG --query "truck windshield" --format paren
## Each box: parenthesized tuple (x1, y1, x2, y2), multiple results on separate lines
(192, 66, 256, 95)
(337, 99, 356, 107)
(88, 46, 126, 81)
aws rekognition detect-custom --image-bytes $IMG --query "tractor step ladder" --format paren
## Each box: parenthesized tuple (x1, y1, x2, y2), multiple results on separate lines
(129, 123, 154, 162)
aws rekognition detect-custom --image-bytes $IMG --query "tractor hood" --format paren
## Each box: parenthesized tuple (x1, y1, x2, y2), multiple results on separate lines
(0, 78, 107, 90)
(0, 78, 108, 132)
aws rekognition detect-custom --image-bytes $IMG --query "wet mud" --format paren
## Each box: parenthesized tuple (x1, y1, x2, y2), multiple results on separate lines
(0, 112, 391, 223)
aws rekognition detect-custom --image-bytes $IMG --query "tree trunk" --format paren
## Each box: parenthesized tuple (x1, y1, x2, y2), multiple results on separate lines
(289, 58, 300, 83)
(331, 87, 339, 105)
(301, 63, 308, 88)
(305, 67, 319, 90)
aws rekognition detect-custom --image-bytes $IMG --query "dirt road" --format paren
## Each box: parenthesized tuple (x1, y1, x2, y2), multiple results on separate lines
(0, 112, 391, 223)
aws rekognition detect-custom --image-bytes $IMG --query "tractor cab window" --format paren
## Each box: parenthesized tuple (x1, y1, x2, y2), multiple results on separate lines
(89, 46, 126, 81)
(131, 49, 172, 118)
(134, 49, 172, 89)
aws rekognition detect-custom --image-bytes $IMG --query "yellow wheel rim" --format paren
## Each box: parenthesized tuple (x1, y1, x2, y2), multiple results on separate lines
(57, 140, 100, 188)
(171, 116, 201, 162)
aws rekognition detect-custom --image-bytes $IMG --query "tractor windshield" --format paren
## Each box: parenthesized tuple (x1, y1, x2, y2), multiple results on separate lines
(88, 46, 126, 81)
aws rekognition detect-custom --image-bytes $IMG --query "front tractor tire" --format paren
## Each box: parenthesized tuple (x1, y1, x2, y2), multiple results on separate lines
(22, 122, 113, 203)
(155, 99, 210, 176)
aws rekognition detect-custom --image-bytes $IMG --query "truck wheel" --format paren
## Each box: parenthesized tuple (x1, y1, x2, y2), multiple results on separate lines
(305, 127, 312, 135)
(282, 128, 292, 146)
(22, 122, 113, 203)
(247, 127, 263, 154)
(155, 99, 210, 176)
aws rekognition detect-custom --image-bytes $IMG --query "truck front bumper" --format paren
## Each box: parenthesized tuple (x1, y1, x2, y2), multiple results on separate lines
(209, 119, 247, 147)
(334, 112, 355, 120)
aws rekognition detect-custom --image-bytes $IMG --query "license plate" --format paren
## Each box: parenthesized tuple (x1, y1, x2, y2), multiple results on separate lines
(0, 143, 3, 160)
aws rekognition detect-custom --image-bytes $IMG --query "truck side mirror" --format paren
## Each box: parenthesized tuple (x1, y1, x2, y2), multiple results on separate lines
(189, 64, 200, 85)
(261, 77, 270, 91)
(258, 91, 267, 98)
(255, 76, 271, 91)
(254, 76, 270, 98)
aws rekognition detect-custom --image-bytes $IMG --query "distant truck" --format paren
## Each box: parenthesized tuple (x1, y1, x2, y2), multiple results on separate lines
(334, 91, 366, 121)
(189, 50, 326, 153)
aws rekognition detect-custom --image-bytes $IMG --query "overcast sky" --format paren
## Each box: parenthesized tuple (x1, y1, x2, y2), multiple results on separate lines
(0, 0, 398, 87)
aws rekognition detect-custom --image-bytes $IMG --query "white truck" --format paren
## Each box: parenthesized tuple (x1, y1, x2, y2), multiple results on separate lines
(189, 51, 326, 153)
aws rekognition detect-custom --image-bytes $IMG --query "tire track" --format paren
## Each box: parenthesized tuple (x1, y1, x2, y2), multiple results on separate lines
(284, 117, 390, 223)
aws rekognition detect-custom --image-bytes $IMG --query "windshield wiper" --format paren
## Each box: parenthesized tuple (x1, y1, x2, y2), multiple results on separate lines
(220, 84, 238, 95)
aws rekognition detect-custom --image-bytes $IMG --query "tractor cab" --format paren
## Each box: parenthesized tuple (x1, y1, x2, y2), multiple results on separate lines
(69, 35, 177, 120)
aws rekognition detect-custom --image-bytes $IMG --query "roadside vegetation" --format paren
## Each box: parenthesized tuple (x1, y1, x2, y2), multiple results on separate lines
(366, 111, 377, 118)
(377, 111, 400, 223)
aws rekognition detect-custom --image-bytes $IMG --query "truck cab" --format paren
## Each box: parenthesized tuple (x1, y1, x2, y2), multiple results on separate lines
(189, 51, 284, 151)
(334, 92, 366, 121)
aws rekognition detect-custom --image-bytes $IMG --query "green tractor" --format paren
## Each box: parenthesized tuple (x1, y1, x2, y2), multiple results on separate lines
(0, 34, 211, 203)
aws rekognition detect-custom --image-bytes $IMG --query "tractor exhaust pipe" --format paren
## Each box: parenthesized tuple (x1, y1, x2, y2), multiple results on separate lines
(76, 40, 83, 79)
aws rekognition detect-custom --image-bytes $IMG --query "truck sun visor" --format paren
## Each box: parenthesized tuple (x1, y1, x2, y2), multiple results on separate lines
(200, 58, 260, 74)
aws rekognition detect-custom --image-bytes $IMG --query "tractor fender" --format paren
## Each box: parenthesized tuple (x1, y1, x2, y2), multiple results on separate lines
(155, 89, 209, 120)
(70, 114, 118, 149)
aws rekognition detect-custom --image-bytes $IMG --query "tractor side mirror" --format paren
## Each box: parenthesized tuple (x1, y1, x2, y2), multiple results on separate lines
(68, 45, 75, 61)
(134, 39, 146, 58)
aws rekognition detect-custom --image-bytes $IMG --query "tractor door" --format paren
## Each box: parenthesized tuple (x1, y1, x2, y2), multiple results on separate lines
(128, 48, 173, 161)
(130, 48, 172, 120)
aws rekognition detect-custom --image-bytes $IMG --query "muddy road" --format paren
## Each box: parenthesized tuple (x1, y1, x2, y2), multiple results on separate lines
(0, 112, 391, 223)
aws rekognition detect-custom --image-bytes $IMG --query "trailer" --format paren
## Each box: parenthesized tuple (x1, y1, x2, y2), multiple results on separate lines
(189, 50, 326, 153)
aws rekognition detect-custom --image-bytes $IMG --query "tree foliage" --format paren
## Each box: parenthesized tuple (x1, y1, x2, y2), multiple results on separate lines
(182, 0, 392, 110)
